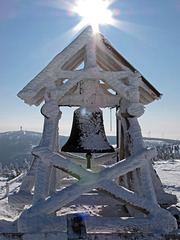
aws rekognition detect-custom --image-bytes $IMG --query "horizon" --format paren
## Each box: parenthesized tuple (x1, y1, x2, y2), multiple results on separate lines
(0, 128, 179, 141)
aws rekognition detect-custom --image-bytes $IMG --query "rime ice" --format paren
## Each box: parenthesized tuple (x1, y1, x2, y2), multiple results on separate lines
(4, 26, 179, 236)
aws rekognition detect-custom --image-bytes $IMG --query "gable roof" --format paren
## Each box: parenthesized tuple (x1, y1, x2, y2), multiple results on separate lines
(18, 26, 162, 107)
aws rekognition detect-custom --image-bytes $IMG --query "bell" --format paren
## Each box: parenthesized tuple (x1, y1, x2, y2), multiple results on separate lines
(61, 107, 114, 153)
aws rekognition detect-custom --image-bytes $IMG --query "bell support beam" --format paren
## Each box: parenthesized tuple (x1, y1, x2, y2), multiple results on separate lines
(84, 33, 97, 69)
(8, 158, 37, 209)
(30, 148, 157, 215)
(127, 117, 157, 204)
(33, 99, 62, 205)
(60, 150, 119, 173)
(8, 99, 62, 208)
(48, 69, 141, 107)
(115, 95, 159, 219)
(116, 99, 158, 208)
(18, 146, 177, 233)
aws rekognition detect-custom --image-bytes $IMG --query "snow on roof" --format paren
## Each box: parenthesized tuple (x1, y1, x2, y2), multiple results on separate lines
(18, 26, 162, 107)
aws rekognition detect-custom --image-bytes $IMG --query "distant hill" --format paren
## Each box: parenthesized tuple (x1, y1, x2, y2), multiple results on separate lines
(0, 130, 179, 167)
(0, 131, 42, 167)
(143, 137, 179, 147)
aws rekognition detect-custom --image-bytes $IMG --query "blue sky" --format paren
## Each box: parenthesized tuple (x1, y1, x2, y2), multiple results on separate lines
(0, 0, 180, 140)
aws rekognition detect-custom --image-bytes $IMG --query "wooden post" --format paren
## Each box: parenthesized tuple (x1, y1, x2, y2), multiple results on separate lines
(116, 106, 120, 162)
(33, 100, 61, 204)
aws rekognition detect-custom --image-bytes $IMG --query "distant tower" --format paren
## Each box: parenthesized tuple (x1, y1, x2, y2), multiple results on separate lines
(20, 126, 23, 131)
(147, 131, 151, 138)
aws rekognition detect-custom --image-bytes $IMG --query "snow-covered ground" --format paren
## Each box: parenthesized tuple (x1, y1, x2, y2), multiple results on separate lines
(153, 159, 180, 201)
(0, 159, 180, 234)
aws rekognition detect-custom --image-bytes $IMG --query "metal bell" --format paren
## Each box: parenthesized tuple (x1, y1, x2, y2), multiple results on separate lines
(61, 107, 114, 153)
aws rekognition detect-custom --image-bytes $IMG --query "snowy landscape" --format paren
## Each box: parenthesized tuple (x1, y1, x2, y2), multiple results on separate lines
(0, 131, 180, 237)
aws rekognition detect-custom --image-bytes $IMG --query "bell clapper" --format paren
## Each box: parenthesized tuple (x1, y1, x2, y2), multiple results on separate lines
(86, 152, 92, 169)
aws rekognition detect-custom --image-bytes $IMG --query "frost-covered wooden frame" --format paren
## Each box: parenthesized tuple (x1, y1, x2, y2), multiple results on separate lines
(17, 145, 176, 233)
(9, 26, 177, 234)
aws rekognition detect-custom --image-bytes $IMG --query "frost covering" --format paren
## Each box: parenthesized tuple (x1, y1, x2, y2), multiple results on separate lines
(9, 26, 177, 234)
(17, 27, 161, 107)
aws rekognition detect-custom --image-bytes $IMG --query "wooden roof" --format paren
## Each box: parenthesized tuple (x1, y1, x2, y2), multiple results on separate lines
(18, 26, 162, 107)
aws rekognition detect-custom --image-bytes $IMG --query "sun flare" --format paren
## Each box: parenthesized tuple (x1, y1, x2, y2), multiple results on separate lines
(42, 0, 130, 37)
(72, 0, 115, 32)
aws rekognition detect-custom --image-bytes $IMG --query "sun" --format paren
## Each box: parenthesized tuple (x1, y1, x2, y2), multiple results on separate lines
(72, 0, 115, 32)
(42, 0, 146, 39)
(42, 0, 124, 36)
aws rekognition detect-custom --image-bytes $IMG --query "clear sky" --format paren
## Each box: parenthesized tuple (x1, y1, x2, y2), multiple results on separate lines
(0, 0, 180, 140)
